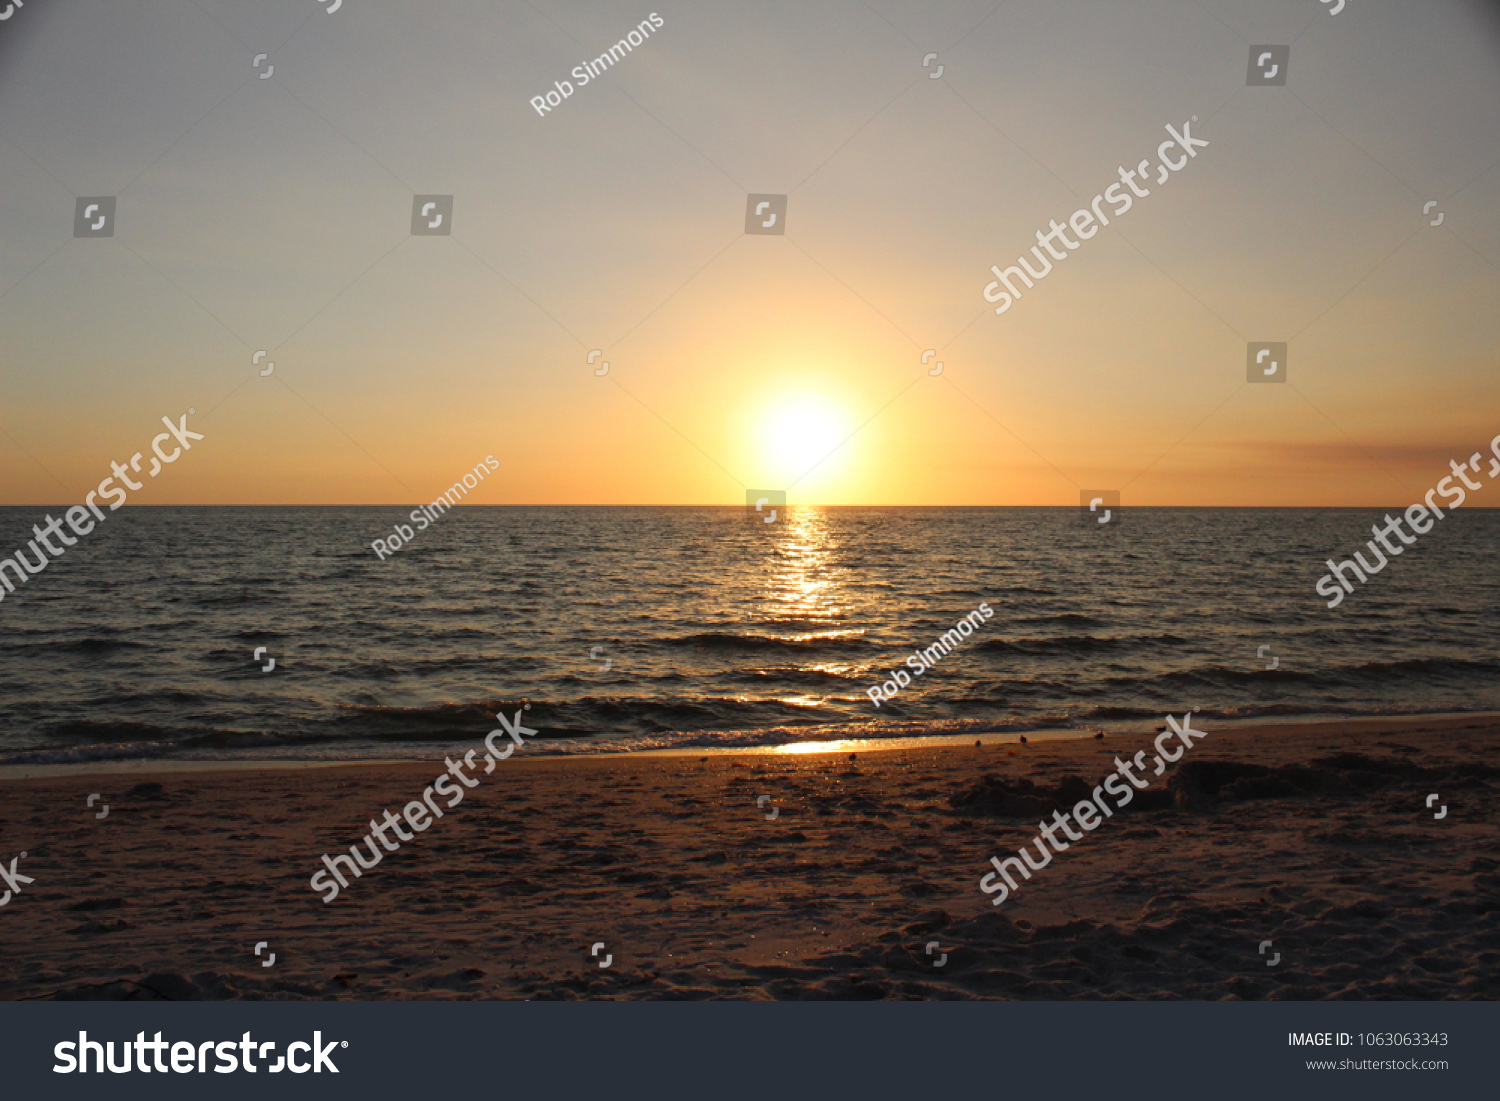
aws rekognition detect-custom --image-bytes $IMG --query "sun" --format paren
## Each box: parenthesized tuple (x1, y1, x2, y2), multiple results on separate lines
(757, 395, 851, 485)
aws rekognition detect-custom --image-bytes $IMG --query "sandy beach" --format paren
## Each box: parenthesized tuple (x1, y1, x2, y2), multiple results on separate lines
(1, 715, 1496, 1000)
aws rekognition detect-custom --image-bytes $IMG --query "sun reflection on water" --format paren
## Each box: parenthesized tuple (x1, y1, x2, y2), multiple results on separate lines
(760, 506, 848, 627)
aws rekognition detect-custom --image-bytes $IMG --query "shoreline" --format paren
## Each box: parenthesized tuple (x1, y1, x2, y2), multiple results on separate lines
(3, 711, 1497, 782)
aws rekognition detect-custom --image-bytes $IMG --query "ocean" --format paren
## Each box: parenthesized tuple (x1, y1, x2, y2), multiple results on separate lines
(0, 505, 1496, 765)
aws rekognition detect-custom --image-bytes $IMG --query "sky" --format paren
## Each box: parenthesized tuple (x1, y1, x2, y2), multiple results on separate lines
(1, 0, 1499, 507)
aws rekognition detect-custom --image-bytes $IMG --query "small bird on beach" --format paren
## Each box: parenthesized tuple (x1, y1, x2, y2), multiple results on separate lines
(1094, 731, 1104, 740)
(974, 740, 982, 747)
(1018, 735, 1028, 745)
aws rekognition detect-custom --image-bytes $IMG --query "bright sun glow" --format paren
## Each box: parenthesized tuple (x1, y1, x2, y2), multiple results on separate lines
(758, 396, 851, 485)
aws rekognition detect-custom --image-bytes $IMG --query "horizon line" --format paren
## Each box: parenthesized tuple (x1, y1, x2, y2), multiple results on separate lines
(3, 503, 1496, 511)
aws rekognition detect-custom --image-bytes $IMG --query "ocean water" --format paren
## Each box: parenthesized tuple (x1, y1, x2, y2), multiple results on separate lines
(0, 505, 1496, 765)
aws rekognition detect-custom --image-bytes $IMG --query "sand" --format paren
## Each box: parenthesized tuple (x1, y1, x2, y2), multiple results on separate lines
(1, 715, 1496, 1000)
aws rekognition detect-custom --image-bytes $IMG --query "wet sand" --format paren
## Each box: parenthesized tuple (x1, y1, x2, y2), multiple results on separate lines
(1, 715, 1496, 1000)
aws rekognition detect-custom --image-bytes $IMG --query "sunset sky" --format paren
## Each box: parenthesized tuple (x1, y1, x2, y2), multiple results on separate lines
(2, 0, 1498, 507)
